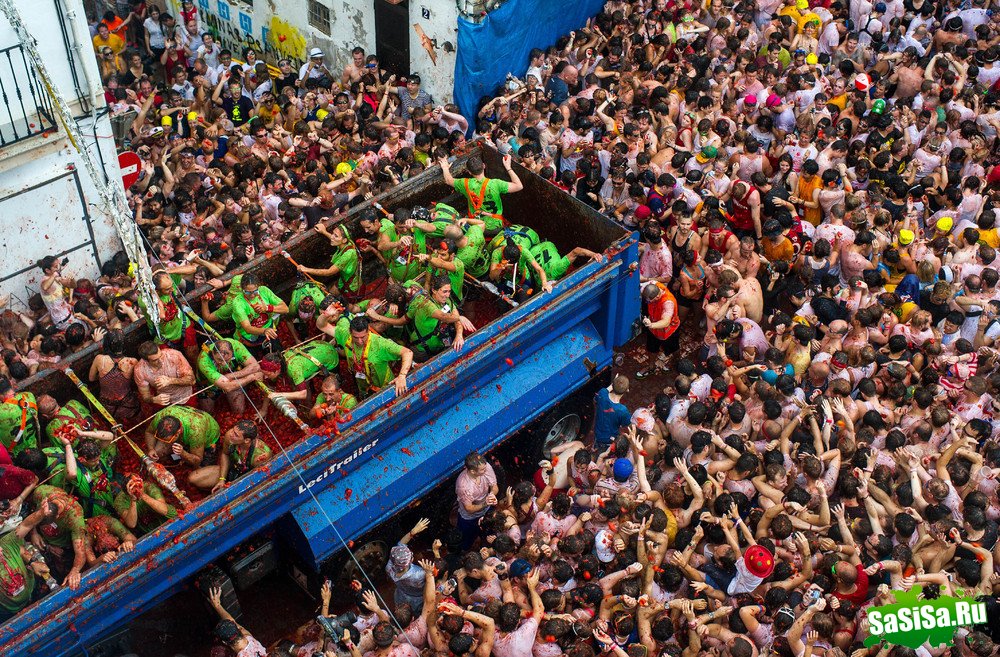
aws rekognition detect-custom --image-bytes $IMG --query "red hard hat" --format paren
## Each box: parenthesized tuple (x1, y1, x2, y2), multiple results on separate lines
(745, 544, 775, 578)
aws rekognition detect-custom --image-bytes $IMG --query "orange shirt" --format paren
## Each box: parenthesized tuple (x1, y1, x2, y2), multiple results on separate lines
(797, 174, 823, 227)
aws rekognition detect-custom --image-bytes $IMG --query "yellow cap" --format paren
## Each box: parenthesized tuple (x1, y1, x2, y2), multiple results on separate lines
(316, 108, 329, 120)
(335, 162, 352, 176)
(937, 216, 954, 233)
(161, 115, 172, 126)
(187, 111, 199, 122)
(898, 229, 914, 245)
(806, 53, 818, 65)
(796, 0, 810, 9)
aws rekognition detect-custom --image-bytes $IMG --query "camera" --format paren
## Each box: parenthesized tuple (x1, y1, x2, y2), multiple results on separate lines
(317, 611, 358, 641)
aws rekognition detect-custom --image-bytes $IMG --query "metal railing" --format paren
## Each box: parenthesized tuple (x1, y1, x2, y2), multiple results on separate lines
(0, 42, 56, 147)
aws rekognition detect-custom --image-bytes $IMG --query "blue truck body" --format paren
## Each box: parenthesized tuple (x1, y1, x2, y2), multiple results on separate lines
(0, 146, 640, 656)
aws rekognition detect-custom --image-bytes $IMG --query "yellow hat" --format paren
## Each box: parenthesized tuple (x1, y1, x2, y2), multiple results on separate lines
(187, 111, 199, 122)
(898, 229, 914, 245)
(161, 115, 172, 126)
(335, 162, 352, 176)
(937, 216, 954, 233)
(796, 0, 809, 9)
(316, 108, 329, 121)
(806, 53, 818, 65)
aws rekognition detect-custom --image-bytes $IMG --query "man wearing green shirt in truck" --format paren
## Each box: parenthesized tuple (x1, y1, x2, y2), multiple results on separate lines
(415, 239, 466, 305)
(190, 420, 273, 494)
(228, 273, 288, 355)
(138, 271, 198, 362)
(200, 273, 243, 323)
(443, 221, 489, 279)
(0, 377, 39, 458)
(529, 241, 605, 282)
(440, 154, 523, 235)
(489, 242, 553, 301)
(344, 316, 413, 398)
(144, 406, 220, 477)
(62, 438, 121, 519)
(197, 338, 262, 414)
(113, 479, 177, 535)
(311, 374, 358, 419)
(296, 224, 362, 297)
(29, 485, 87, 589)
(286, 282, 326, 342)
(0, 502, 55, 620)
(407, 275, 472, 361)
(37, 396, 95, 450)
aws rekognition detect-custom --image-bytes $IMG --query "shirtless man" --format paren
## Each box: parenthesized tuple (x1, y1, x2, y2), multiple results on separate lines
(726, 236, 761, 280)
(342, 47, 366, 86)
(889, 48, 925, 100)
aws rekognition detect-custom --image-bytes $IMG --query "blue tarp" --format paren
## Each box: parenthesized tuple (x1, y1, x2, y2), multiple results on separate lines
(454, 0, 605, 125)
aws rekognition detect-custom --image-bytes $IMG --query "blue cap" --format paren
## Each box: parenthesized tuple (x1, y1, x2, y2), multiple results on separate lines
(613, 458, 634, 481)
(509, 559, 532, 577)
(874, 2, 886, 11)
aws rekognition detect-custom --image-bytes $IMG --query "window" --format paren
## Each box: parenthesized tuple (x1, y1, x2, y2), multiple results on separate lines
(308, 0, 331, 35)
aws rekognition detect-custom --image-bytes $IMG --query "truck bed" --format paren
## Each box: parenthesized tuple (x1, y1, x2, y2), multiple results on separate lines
(0, 145, 639, 656)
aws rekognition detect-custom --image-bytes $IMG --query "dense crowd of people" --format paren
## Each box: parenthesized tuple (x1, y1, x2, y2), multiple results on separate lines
(3, 0, 1000, 655)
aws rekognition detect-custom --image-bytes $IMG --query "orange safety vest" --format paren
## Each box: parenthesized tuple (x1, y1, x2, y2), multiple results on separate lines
(3, 394, 37, 443)
(649, 283, 680, 340)
(462, 178, 503, 221)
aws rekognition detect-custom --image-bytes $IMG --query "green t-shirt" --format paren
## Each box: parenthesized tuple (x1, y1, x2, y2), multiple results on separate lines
(0, 533, 34, 614)
(457, 225, 489, 278)
(289, 282, 326, 315)
(149, 406, 220, 453)
(31, 485, 86, 549)
(454, 178, 509, 233)
(138, 290, 186, 342)
(490, 246, 538, 292)
(66, 450, 118, 518)
(42, 446, 68, 491)
(284, 342, 340, 386)
(330, 245, 361, 293)
(530, 241, 571, 281)
(488, 225, 540, 253)
(231, 285, 283, 342)
(211, 274, 243, 322)
(45, 400, 94, 450)
(343, 332, 405, 396)
(197, 338, 252, 385)
(315, 391, 358, 412)
(428, 257, 466, 304)
(113, 481, 177, 535)
(0, 392, 39, 457)
(407, 295, 454, 355)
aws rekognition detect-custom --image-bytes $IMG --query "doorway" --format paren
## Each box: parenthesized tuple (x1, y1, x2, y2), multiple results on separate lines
(374, 0, 410, 77)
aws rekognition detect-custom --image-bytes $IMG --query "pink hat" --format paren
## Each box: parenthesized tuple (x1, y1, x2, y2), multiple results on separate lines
(766, 93, 781, 108)
(745, 94, 758, 105)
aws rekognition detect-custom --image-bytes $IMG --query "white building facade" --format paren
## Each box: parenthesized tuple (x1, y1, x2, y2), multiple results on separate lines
(0, 0, 126, 313)
(172, 0, 468, 112)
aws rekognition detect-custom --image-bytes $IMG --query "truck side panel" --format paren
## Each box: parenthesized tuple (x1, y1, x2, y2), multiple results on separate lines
(288, 320, 610, 566)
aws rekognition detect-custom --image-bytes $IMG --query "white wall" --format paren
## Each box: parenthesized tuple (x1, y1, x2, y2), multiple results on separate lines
(177, 0, 459, 106)
(0, 0, 126, 313)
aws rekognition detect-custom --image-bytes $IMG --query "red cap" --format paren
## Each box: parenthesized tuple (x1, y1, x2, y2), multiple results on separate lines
(745, 545, 775, 578)
(635, 205, 652, 220)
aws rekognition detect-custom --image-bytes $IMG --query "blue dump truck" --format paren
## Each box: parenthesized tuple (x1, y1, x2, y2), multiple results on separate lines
(0, 145, 640, 656)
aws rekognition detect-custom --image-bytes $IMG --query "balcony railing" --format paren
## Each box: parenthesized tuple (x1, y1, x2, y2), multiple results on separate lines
(0, 43, 56, 147)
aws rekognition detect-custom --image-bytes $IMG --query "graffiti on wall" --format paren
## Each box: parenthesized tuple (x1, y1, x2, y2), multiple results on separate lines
(185, 0, 308, 68)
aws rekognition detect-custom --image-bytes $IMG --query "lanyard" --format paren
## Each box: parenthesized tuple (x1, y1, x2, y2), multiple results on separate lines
(350, 335, 373, 381)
